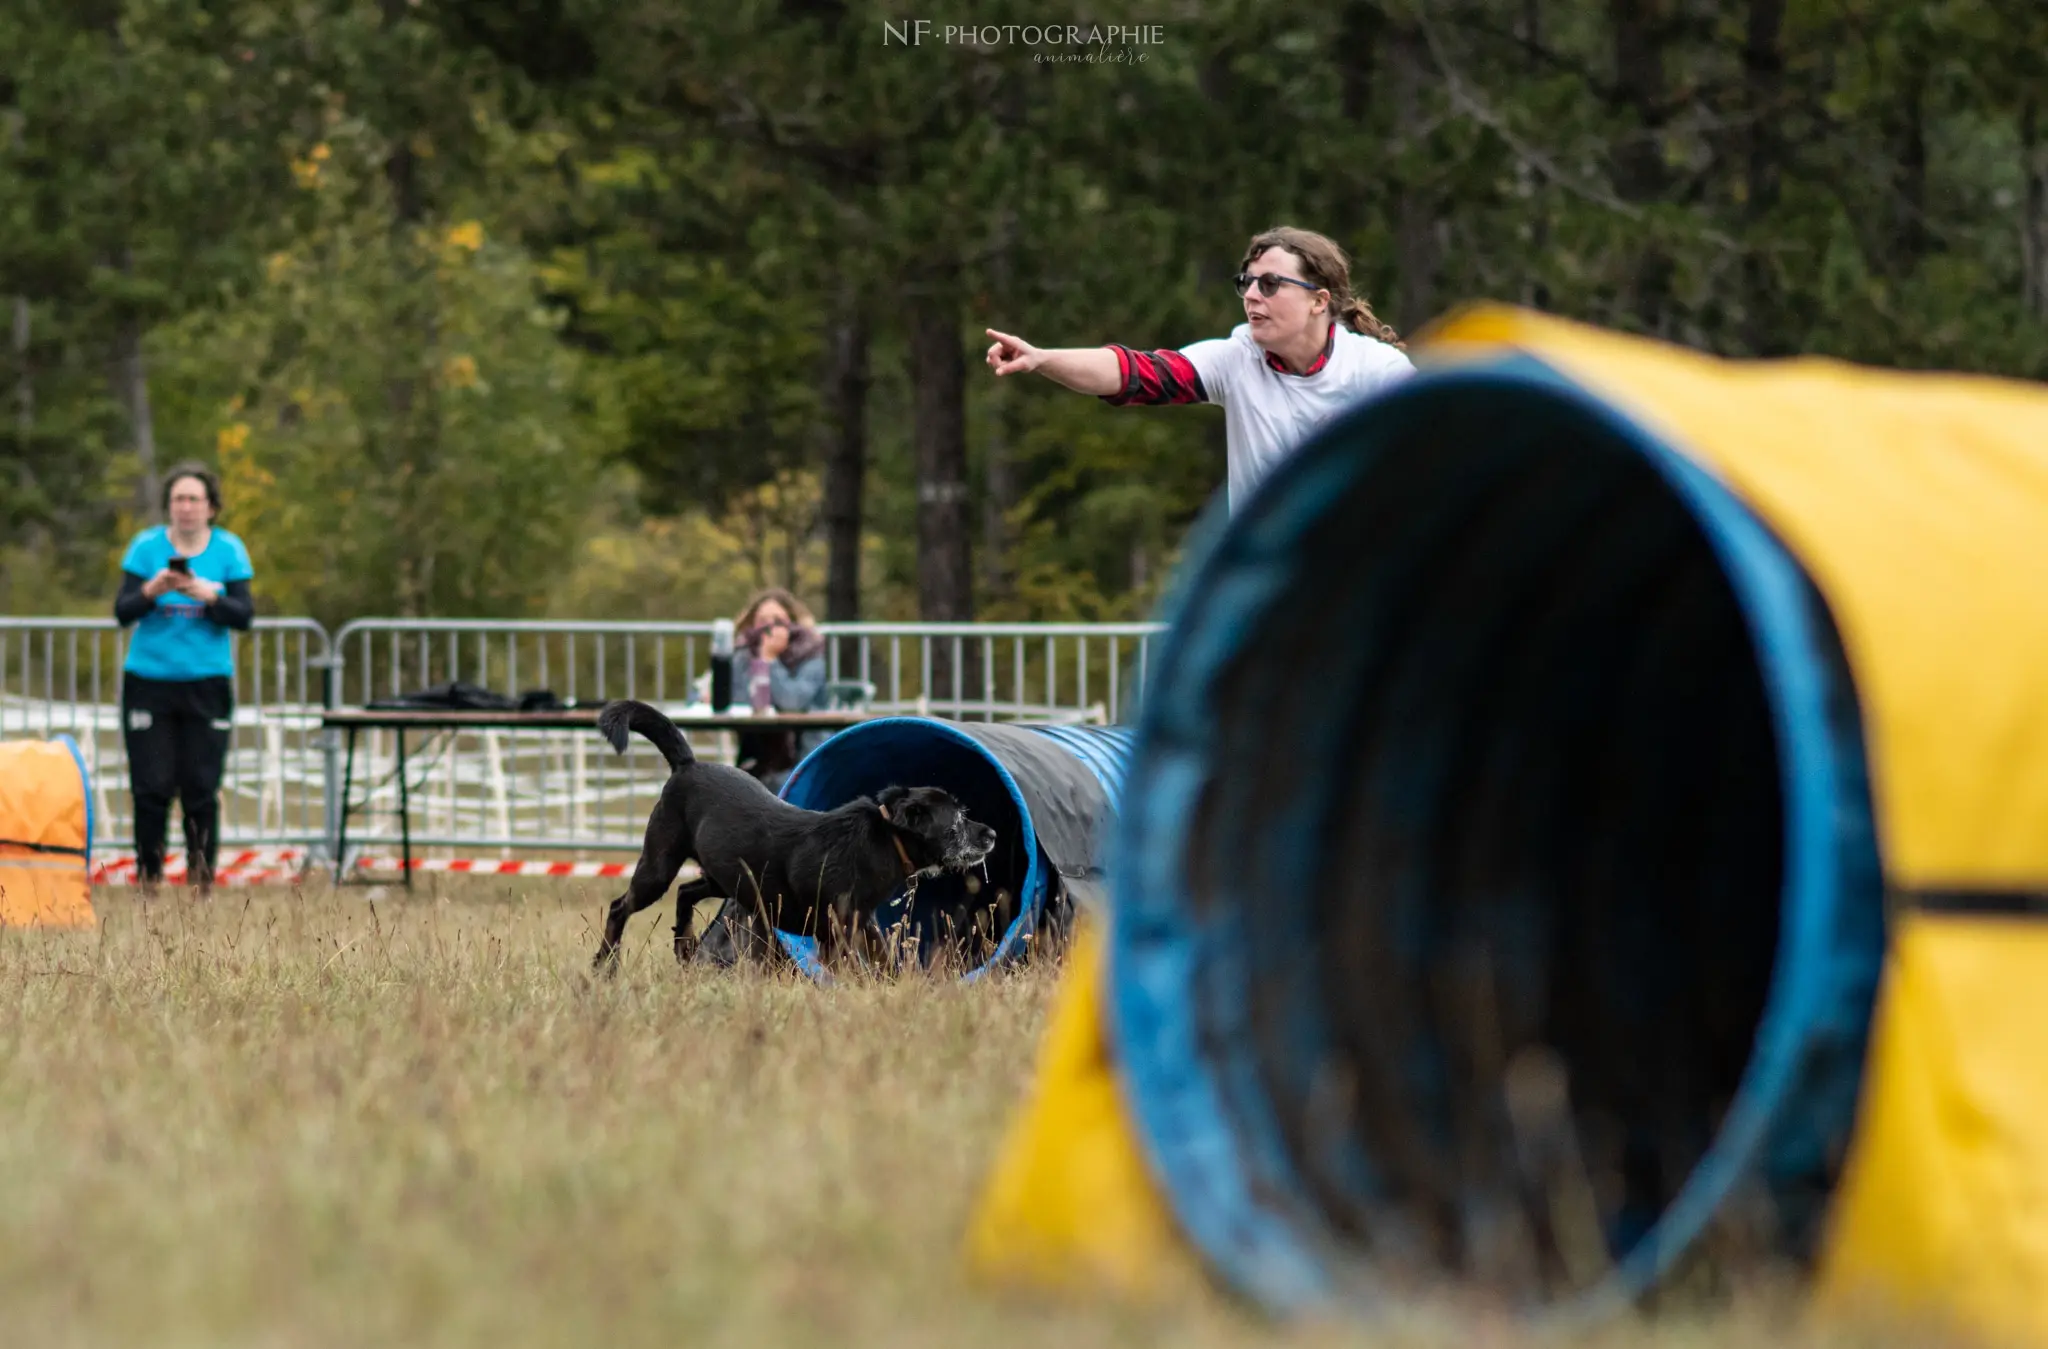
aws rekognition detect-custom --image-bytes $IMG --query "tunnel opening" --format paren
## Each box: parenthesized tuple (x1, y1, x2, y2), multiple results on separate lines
(1112, 363, 1887, 1321)
(778, 718, 1042, 975)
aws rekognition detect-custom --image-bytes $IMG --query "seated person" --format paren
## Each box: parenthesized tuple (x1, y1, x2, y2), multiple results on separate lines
(727, 588, 829, 791)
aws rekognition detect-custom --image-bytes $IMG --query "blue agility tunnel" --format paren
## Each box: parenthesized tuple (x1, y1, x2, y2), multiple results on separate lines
(1105, 342, 1888, 1323)
(761, 717, 1134, 981)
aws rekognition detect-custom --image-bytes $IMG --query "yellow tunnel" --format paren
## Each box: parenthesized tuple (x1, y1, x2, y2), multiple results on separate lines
(967, 306, 2048, 1345)
(0, 735, 98, 930)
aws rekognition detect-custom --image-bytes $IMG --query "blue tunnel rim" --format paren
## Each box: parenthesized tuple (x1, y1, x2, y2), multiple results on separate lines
(773, 714, 1047, 983)
(54, 732, 94, 865)
(1107, 353, 1879, 1323)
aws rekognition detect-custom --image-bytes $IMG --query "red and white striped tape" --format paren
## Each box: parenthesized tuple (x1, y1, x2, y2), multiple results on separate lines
(88, 847, 655, 886)
(91, 847, 308, 888)
(353, 856, 641, 879)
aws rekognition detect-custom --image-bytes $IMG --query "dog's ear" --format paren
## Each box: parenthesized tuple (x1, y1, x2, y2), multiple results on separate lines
(876, 784, 929, 826)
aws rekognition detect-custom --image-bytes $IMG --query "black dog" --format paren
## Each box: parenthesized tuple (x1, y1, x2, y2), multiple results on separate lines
(590, 699, 996, 970)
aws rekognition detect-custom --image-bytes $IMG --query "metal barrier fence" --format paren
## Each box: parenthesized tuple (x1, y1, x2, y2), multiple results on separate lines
(327, 619, 1161, 725)
(324, 618, 1162, 856)
(0, 618, 333, 854)
(1, 615, 1164, 863)
(816, 622, 1158, 725)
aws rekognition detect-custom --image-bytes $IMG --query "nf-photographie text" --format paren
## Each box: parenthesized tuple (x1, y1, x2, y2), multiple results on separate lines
(881, 21, 1166, 47)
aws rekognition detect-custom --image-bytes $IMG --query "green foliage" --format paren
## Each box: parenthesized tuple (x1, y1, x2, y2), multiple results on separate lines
(534, 144, 829, 516)
(7, 0, 2048, 623)
(543, 469, 913, 623)
(0, 0, 299, 592)
(151, 118, 618, 627)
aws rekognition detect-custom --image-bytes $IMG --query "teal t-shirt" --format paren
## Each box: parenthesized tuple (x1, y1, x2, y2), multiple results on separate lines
(120, 526, 255, 681)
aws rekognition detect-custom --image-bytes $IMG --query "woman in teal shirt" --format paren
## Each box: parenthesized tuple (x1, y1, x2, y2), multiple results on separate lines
(111, 462, 255, 894)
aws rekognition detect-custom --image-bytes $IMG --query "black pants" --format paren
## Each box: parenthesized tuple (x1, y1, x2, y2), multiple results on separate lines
(122, 673, 234, 886)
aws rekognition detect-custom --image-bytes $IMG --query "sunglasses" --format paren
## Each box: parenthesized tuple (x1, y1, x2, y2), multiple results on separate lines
(1234, 271, 1323, 299)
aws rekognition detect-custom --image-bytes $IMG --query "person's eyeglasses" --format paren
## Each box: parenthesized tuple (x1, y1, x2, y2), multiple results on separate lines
(1234, 272, 1322, 299)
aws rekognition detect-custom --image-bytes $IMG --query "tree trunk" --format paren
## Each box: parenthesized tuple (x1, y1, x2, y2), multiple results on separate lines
(821, 290, 870, 626)
(116, 317, 159, 524)
(94, 13, 156, 523)
(1196, 45, 1242, 302)
(908, 263, 975, 703)
(1610, 0, 1669, 199)
(11, 293, 39, 548)
(108, 247, 159, 524)
(380, 0, 425, 227)
(980, 202, 1020, 607)
(980, 384, 1018, 609)
(6, 110, 27, 473)
(1742, 0, 1787, 353)
(1609, 0, 1674, 334)
(385, 134, 423, 228)
(381, 0, 436, 614)
(2022, 100, 2048, 321)
(1390, 22, 1439, 329)
(11, 296, 28, 456)
(909, 272, 972, 624)
(1890, 55, 1930, 273)
(1521, 0, 1552, 310)
(1337, 0, 1380, 123)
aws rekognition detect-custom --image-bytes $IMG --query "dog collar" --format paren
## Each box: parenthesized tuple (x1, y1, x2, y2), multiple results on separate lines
(876, 804, 918, 878)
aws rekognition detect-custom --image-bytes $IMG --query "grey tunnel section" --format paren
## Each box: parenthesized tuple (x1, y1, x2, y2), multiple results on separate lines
(1109, 365, 1888, 1321)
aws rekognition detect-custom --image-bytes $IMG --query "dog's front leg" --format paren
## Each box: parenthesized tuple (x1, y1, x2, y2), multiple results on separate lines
(593, 890, 633, 973)
(593, 886, 654, 973)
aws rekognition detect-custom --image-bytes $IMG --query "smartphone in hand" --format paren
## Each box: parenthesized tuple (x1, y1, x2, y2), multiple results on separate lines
(166, 557, 191, 574)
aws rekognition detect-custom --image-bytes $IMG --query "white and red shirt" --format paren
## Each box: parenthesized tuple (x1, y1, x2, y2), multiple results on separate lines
(1105, 322, 1415, 511)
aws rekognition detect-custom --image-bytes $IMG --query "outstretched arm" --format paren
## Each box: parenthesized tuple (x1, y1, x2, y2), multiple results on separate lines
(986, 329, 1208, 406)
(984, 330, 1121, 396)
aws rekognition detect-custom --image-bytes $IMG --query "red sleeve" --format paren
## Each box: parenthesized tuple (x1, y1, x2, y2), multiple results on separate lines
(1101, 345, 1208, 406)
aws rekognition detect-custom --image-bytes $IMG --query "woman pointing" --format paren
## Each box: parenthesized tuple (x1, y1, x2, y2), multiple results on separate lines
(986, 226, 1415, 513)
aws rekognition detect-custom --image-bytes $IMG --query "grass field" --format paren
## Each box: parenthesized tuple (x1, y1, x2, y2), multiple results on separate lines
(0, 881, 1912, 1349)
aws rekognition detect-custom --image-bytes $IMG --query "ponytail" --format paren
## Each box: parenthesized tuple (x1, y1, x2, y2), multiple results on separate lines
(1337, 296, 1404, 350)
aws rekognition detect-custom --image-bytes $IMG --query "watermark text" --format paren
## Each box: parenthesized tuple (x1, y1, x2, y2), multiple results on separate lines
(882, 21, 1166, 48)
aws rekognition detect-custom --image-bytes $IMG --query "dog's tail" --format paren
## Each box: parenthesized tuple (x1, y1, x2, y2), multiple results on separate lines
(596, 698, 695, 773)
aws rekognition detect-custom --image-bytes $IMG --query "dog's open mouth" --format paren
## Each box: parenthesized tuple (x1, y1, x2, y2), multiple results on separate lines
(932, 848, 992, 875)
(942, 826, 997, 873)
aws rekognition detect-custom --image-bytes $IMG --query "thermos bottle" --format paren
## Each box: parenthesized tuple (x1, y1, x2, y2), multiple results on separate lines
(709, 618, 735, 710)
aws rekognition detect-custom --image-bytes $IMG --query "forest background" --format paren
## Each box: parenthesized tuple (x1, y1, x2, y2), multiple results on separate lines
(5, 0, 2045, 629)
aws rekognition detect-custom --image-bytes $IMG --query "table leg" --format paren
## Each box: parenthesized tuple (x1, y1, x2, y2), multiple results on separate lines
(397, 728, 413, 891)
(335, 726, 358, 886)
